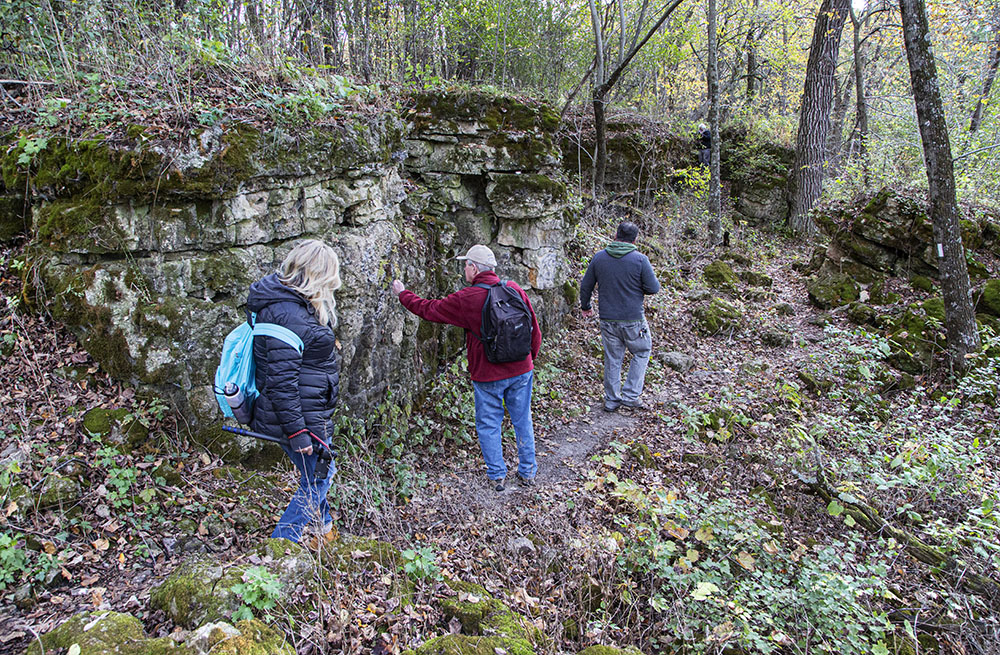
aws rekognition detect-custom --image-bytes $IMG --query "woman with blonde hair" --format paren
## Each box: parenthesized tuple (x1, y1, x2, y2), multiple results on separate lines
(246, 239, 342, 545)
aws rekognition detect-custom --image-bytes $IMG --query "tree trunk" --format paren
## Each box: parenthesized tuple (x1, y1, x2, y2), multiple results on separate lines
(745, 0, 759, 101)
(850, 3, 870, 182)
(787, 0, 849, 236)
(899, 0, 981, 370)
(826, 70, 852, 176)
(587, 0, 607, 191)
(969, 25, 1000, 134)
(707, 0, 722, 245)
(587, 0, 686, 193)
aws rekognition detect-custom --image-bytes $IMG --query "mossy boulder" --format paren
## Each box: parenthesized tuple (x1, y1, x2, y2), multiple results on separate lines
(978, 279, 1000, 317)
(486, 173, 567, 221)
(886, 304, 946, 373)
(761, 328, 792, 348)
(150, 558, 242, 628)
(36, 474, 82, 510)
(774, 302, 795, 316)
(321, 533, 402, 571)
(439, 580, 541, 645)
(578, 647, 644, 655)
(194, 619, 294, 655)
(692, 298, 742, 335)
(702, 260, 739, 290)
(738, 270, 772, 288)
(910, 275, 935, 293)
(81, 407, 149, 453)
(797, 370, 834, 394)
(24, 612, 291, 655)
(847, 302, 877, 326)
(25, 611, 147, 655)
(403, 634, 535, 655)
(807, 271, 860, 309)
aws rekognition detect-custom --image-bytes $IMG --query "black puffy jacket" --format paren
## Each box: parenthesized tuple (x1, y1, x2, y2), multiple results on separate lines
(246, 274, 340, 447)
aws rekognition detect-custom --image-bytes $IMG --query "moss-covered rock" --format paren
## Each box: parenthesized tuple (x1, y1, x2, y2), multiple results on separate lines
(36, 474, 82, 510)
(691, 298, 742, 335)
(886, 304, 946, 373)
(404, 634, 535, 655)
(807, 271, 860, 309)
(738, 270, 772, 288)
(702, 260, 739, 290)
(149, 558, 241, 628)
(578, 646, 644, 655)
(910, 275, 935, 293)
(797, 370, 834, 394)
(439, 580, 541, 645)
(761, 328, 792, 347)
(200, 619, 294, 655)
(978, 279, 1000, 317)
(25, 611, 147, 655)
(847, 302, 877, 326)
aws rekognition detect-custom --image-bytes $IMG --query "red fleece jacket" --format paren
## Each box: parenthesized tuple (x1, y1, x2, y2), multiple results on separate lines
(398, 271, 542, 382)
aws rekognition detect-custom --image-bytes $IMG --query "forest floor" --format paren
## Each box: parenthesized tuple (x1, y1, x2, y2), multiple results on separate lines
(0, 215, 998, 655)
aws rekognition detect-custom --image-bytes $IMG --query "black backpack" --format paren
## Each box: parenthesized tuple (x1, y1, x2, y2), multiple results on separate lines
(474, 281, 533, 363)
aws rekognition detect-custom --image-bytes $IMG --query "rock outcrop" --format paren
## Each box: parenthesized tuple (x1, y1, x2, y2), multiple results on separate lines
(2, 90, 577, 461)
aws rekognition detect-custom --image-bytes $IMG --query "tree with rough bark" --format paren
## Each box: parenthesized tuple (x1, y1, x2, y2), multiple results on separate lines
(786, 0, 850, 236)
(707, 0, 722, 245)
(899, 0, 981, 371)
(587, 0, 687, 191)
(848, 0, 870, 181)
(969, 5, 1000, 135)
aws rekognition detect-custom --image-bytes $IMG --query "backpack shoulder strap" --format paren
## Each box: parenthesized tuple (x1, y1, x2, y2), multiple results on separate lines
(473, 283, 496, 290)
(249, 311, 304, 354)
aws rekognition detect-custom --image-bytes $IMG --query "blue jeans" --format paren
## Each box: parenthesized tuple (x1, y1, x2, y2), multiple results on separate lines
(600, 319, 652, 408)
(271, 444, 336, 543)
(471, 370, 537, 481)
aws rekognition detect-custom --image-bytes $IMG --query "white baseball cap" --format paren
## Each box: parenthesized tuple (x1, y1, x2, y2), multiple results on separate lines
(455, 244, 497, 267)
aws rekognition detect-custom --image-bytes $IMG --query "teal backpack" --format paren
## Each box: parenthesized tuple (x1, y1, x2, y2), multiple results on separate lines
(214, 313, 303, 423)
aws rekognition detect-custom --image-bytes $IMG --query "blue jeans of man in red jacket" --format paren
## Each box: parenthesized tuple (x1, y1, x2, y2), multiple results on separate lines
(391, 245, 542, 489)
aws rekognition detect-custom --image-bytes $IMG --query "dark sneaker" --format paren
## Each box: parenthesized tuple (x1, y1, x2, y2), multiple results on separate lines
(491, 477, 506, 492)
(622, 400, 646, 410)
(516, 473, 536, 487)
(603, 403, 620, 413)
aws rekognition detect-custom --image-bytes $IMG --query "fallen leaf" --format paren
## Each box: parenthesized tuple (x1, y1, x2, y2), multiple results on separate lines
(736, 551, 755, 571)
(92, 538, 110, 552)
(691, 582, 719, 601)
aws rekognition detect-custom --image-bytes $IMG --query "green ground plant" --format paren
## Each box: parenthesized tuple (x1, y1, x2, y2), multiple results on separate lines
(231, 565, 283, 621)
(400, 545, 442, 582)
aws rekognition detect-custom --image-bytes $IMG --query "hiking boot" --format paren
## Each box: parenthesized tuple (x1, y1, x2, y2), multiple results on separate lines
(622, 400, 646, 410)
(491, 477, 506, 492)
(516, 473, 536, 487)
(603, 403, 620, 413)
(303, 527, 338, 550)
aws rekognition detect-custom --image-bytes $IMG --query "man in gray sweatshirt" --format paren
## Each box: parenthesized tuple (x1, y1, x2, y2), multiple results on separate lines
(580, 222, 661, 412)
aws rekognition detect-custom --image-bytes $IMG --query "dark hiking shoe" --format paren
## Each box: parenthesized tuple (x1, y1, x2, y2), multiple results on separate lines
(516, 473, 536, 487)
(491, 477, 506, 492)
(622, 400, 646, 410)
(603, 403, 620, 413)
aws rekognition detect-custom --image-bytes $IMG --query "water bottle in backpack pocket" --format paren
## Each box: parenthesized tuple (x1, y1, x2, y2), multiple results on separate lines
(214, 313, 303, 424)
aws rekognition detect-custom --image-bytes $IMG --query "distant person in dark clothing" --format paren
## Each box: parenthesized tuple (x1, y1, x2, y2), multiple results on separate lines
(247, 239, 342, 546)
(580, 222, 661, 412)
(698, 123, 712, 168)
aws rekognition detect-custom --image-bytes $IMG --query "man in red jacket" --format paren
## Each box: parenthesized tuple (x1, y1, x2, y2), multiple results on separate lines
(392, 245, 541, 492)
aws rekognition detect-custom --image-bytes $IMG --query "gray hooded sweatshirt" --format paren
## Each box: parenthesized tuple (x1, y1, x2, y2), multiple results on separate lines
(580, 242, 661, 321)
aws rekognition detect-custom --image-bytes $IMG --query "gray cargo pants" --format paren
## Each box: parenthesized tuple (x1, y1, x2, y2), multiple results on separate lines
(599, 318, 652, 409)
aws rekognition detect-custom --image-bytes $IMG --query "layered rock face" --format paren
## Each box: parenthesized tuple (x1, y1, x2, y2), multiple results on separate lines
(6, 91, 575, 458)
